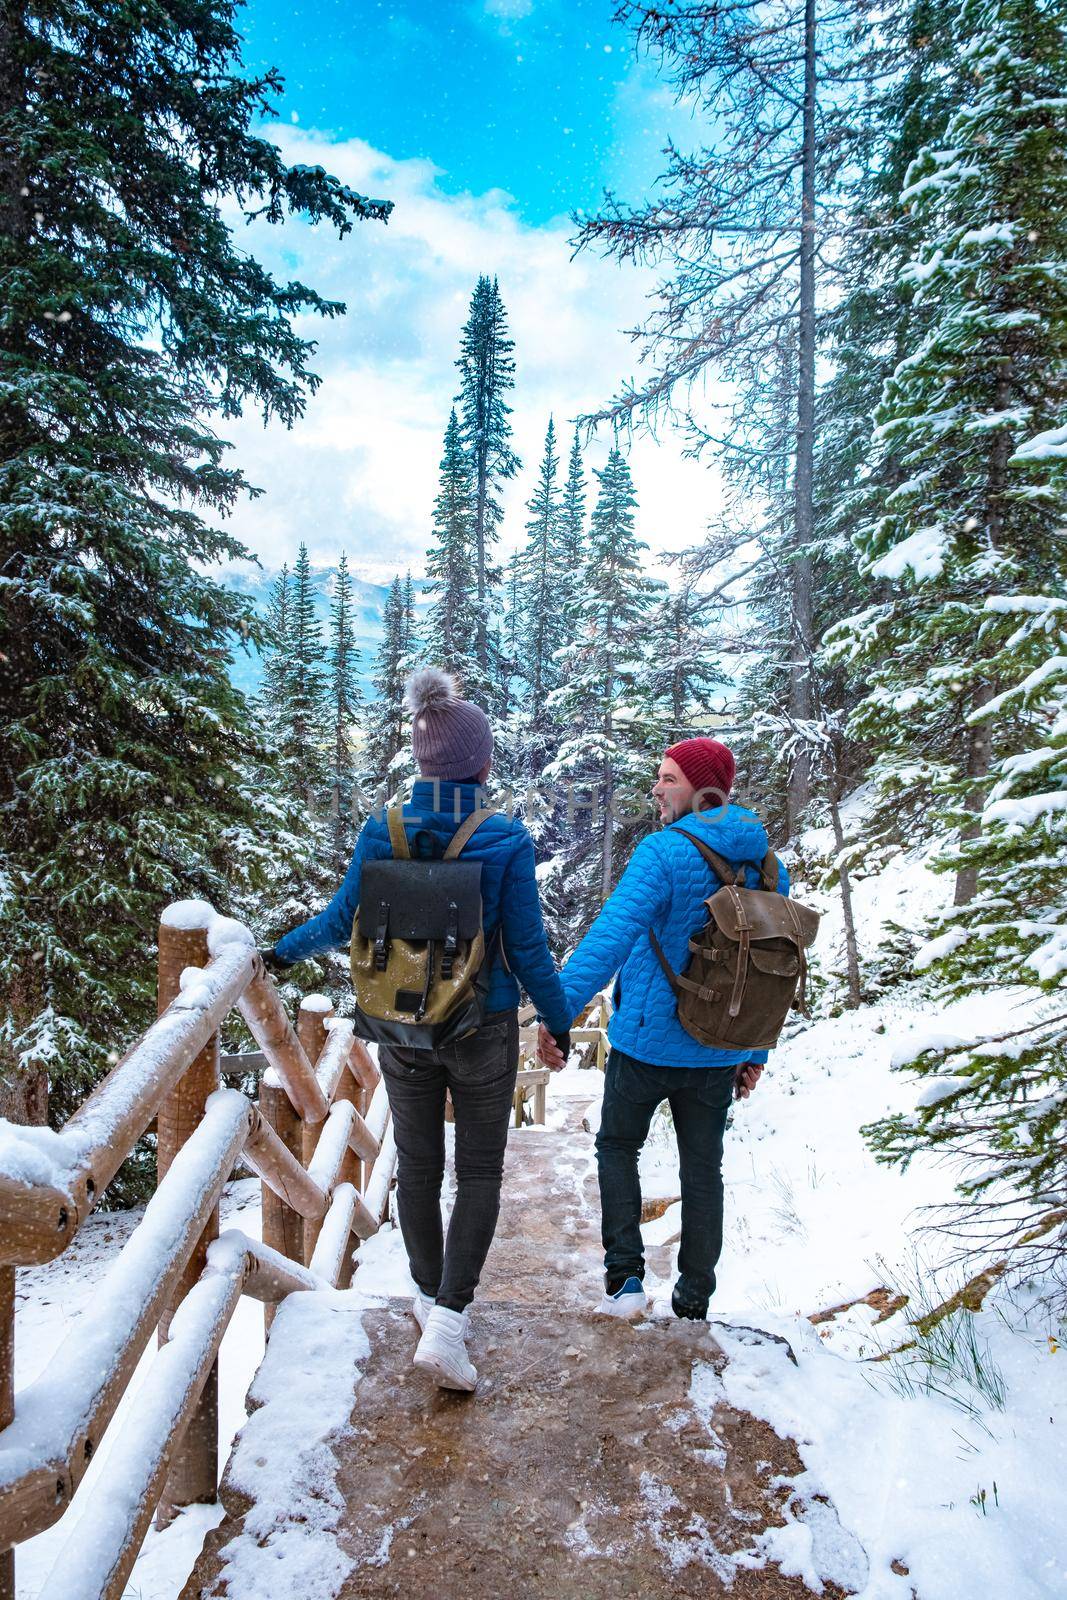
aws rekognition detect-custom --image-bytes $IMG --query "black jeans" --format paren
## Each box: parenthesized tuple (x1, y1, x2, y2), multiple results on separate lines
(595, 1047, 734, 1304)
(377, 1009, 519, 1313)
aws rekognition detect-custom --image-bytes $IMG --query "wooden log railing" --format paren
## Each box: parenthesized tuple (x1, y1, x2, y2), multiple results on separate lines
(0, 900, 398, 1600)
(512, 988, 613, 1124)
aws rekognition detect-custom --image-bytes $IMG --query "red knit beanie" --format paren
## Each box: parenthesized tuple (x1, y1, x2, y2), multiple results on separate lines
(665, 737, 736, 808)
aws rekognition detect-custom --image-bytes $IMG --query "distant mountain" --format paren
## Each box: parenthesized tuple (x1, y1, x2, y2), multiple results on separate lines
(220, 564, 429, 700)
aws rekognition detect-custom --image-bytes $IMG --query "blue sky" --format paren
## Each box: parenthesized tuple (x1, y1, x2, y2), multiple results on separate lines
(240, 0, 689, 226)
(221, 0, 720, 582)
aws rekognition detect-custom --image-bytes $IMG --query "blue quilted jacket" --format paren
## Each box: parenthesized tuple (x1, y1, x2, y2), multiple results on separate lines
(559, 804, 790, 1068)
(274, 780, 572, 1033)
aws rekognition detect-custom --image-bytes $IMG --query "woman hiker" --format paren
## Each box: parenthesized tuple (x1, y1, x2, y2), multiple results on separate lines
(265, 668, 572, 1391)
(538, 736, 787, 1322)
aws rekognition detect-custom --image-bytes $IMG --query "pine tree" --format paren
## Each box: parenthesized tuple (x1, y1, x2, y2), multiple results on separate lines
(282, 543, 330, 806)
(328, 553, 363, 872)
(0, 0, 390, 1119)
(401, 571, 417, 656)
(852, 0, 1067, 1261)
(365, 576, 412, 796)
(515, 417, 568, 739)
(424, 410, 484, 692)
(546, 449, 663, 920)
(261, 563, 293, 715)
(558, 427, 588, 625)
(645, 586, 725, 746)
(455, 276, 520, 682)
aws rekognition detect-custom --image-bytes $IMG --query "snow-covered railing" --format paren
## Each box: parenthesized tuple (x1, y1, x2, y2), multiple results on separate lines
(0, 900, 397, 1600)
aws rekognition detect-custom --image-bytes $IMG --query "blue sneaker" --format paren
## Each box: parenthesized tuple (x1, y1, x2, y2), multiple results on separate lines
(596, 1276, 648, 1320)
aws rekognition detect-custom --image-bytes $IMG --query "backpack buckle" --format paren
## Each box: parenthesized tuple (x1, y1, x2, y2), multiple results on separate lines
(441, 900, 459, 980)
(374, 901, 389, 971)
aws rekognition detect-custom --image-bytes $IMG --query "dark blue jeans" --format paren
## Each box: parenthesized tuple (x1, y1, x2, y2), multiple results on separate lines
(595, 1047, 734, 1304)
(378, 1010, 519, 1313)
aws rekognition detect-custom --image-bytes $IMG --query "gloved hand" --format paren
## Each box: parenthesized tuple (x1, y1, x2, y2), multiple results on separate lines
(537, 1021, 569, 1070)
(259, 946, 294, 978)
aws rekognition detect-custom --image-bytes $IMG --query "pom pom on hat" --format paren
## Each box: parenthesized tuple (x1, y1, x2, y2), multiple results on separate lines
(404, 666, 458, 717)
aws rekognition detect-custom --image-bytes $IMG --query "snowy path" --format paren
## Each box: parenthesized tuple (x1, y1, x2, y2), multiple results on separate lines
(180, 1089, 865, 1600)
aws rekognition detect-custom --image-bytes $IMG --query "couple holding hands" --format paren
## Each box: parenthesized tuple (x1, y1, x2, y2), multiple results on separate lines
(267, 668, 788, 1392)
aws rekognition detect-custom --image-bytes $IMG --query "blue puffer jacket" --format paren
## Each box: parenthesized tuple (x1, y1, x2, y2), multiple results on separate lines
(559, 804, 790, 1068)
(274, 780, 572, 1034)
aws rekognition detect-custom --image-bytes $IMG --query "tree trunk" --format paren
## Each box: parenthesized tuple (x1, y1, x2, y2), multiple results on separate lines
(953, 683, 994, 906)
(828, 769, 862, 1010)
(787, 0, 818, 840)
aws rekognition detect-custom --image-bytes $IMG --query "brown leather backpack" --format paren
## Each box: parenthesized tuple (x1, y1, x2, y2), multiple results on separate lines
(648, 832, 819, 1052)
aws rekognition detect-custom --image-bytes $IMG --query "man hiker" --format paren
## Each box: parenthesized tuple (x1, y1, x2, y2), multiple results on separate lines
(538, 737, 788, 1322)
(266, 667, 572, 1391)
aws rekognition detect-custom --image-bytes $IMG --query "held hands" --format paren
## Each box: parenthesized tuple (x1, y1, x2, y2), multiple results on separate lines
(537, 1021, 570, 1072)
(734, 1060, 764, 1100)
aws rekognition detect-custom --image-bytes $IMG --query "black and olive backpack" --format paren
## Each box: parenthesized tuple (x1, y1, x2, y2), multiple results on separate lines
(350, 804, 500, 1049)
(649, 832, 820, 1052)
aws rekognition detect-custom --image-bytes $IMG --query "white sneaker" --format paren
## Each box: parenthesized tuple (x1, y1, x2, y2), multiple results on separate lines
(411, 1292, 469, 1335)
(596, 1275, 648, 1320)
(413, 1306, 478, 1391)
(411, 1290, 435, 1331)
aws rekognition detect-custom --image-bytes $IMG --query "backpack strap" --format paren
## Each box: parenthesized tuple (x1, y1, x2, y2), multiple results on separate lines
(647, 928, 680, 994)
(671, 828, 736, 887)
(386, 804, 410, 860)
(443, 807, 497, 859)
(759, 849, 780, 892)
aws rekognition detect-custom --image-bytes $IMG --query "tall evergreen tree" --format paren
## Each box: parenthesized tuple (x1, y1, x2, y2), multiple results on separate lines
(401, 570, 417, 656)
(455, 276, 519, 682)
(261, 563, 293, 716)
(365, 575, 412, 795)
(516, 417, 568, 737)
(328, 552, 363, 872)
(282, 543, 329, 805)
(848, 0, 1067, 1257)
(558, 427, 588, 624)
(424, 409, 483, 693)
(0, 0, 390, 1117)
(547, 449, 663, 916)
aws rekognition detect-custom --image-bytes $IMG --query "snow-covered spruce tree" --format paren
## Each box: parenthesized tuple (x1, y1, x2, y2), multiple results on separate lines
(829, 0, 1067, 894)
(279, 543, 330, 809)
(261, 563, 292, 714)
(558, 426, 589, 627)
(424, 409, 485, 697)
(853, 0, 1067, 1264)
(401, 571, 417, 656)
(0, 0, 390, 1121)
(515, 417, 571, 765)
(455, 276, 520, 687)
(327, 552, 364, 873)
(364, 576, 413, 800)
(644, 584, 726, 748)
(545, 448, 663, 938)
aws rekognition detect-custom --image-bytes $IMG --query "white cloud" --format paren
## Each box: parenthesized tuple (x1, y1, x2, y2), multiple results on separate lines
(221, 126, 720, 582)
